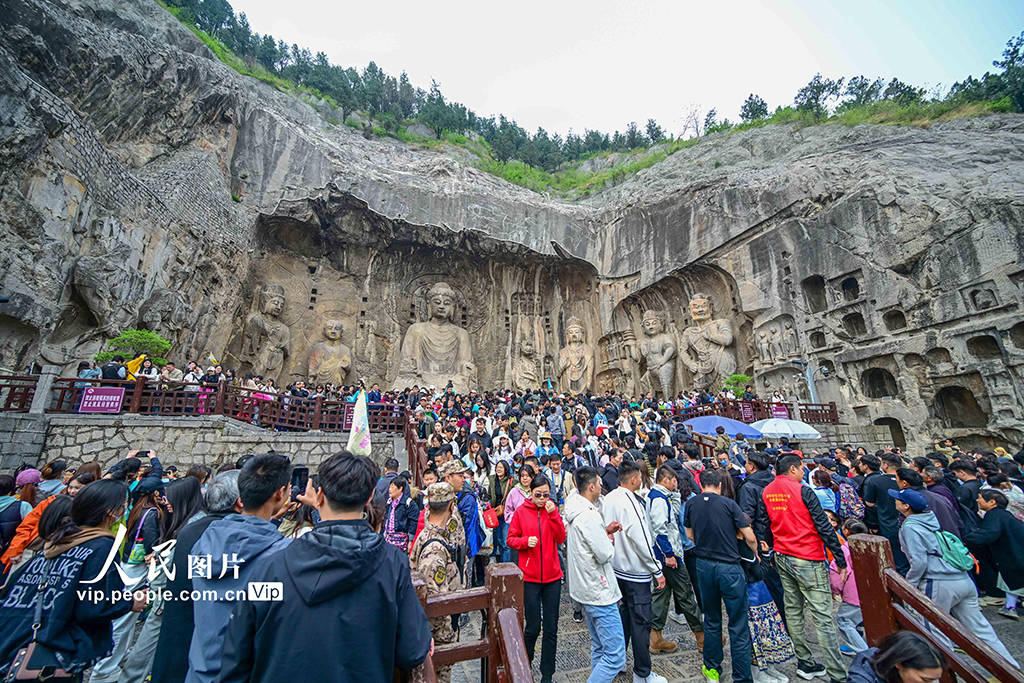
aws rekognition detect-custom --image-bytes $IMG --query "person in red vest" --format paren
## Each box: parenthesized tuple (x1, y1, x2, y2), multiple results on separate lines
(759, 454, 846, 683)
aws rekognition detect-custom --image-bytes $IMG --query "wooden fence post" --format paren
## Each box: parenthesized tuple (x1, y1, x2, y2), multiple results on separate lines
(213, 380, 227, 415)
(311, 395, 323, 430)
(128, 377, 146, 413)
(486, 563, 524, 683)
(848, 533, 899, 646)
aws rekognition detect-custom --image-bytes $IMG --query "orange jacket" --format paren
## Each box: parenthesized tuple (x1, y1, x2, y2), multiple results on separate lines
(1, 495, 55, 569)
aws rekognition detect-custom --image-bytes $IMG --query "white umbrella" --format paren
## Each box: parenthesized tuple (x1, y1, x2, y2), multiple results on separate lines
(750, 417, 821, 440)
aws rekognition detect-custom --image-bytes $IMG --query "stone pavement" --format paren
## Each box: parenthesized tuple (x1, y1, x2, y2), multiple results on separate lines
(450, 588, 1024, 682)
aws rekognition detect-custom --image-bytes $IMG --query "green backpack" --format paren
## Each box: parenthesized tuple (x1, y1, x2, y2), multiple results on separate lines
(933, 530, 975, 572)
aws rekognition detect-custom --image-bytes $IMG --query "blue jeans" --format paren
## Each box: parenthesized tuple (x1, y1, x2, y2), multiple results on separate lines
(493, 519, 510, 563)
(583, 602, 626, 683)
(695, 558, 752, 683)
(836, 601, 867, 651)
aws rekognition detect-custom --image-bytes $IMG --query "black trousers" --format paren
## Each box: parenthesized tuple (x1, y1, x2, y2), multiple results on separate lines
(618, 578, 653, 678)
(524, 580, 561, 678)
(685, 551, 702, 610)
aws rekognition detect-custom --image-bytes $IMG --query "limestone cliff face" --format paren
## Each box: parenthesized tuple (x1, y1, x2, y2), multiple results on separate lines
(2, 0, 1023, 450)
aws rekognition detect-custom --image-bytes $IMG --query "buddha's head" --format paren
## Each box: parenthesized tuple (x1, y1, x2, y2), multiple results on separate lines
(322, 319, 343, 341)
(427, 282, 458, 323)
(259, 284, 286, 317)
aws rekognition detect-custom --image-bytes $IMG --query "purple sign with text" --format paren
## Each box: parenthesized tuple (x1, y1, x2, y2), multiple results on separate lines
(740, 402, 754, 422)
(771, 404, 790, 419)
(79, 386, 125, 413)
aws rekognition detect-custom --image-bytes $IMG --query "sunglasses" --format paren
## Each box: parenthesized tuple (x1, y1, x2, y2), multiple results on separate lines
(532, 492, 550, 499)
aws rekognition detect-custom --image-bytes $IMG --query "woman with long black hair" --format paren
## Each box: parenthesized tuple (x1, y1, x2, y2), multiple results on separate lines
(0, 481, 144, 681)
(117, 477, 205, 683)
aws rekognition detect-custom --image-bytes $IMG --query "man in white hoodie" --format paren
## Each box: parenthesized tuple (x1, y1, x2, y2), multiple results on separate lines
(602, 460, 669, 683)
(565, 467, 625, 683)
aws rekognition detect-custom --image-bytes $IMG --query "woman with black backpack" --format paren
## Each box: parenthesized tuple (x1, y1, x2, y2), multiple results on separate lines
(0, 481, 145, 681)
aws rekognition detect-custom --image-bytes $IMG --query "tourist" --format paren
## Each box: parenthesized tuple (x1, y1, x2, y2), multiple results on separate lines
(1, 470, 95, 571)
(151, 471, 241, 683)
(439, 460, 484, 565)
(138, 358, 160, 381)
(507, 474, 566, 683)
(493, 433, 514, 463)
(374, 457, 400, 502)
(100, 355, 127, 381)
(603, 460, 668, 683)
(601, 449, 623, 493)
(118, 477, 205, 683)
(37, 460, 68, 498)
(829, 518, 869, 655)
(488, 460, 514, 562)
(965, 489, 1024, 621)
(220, 451, 431, 682)
(890, 488, 1018, 666)
(811, 469, 838, 514)
(895, 467, 961, 536)
(565, 466, 626, 683)
(761, 454, 847, 683)
(89, 467, 171, 683)
(950, 459, 982, 513)
(537, 431, 559, 463)
(684, 469, 756, 683)
(858, 453, 908, 574)
(186, 453, 293, 682)
(648, 465, 703, 653)
(984, 472, 1024, 521)
(383, 475, 419, 553)
(0, 480, 147, 675)
(847, 631, 945, 683)
(0, 474, 32, 551)
(14, 468, 41, 508)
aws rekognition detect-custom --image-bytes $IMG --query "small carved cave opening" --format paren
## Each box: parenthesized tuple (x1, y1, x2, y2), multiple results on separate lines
(934, 385, 988, 428)
(840, 277, 860, 301)
(1010, 322, 1024, 349)
(926, 347, 952, 365)
(842, 312, 867, 337)
(883, 309, 907, 331)
(873, 417, 907, 449)
(820, 359, 836, 376)
(966, 335, 1001, 360)
(860, 368, 898, 398)
(801, 275, 827, 313)
(809, 331, 826, 349)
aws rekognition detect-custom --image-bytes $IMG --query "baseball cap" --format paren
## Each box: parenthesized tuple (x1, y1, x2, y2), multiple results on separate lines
(15, 468, 42, 487)
(888, 488, 929, 512)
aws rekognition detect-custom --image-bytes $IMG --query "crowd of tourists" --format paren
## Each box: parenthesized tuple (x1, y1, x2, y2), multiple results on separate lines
(0, 385, 1022, 683)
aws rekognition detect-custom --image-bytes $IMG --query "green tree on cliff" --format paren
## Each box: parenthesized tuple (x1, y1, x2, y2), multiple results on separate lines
(794, 73, 844, 118)
(95, 330, 172, 366)
(740, 94, 768, 121)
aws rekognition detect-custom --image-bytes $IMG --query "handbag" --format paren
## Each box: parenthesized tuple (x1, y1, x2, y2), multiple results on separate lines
(125, 509, 152, 565)
(481, 505, 499, 529)
(5, 560, 73, 682)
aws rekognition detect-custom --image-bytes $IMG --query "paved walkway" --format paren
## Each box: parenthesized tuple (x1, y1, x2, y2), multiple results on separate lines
(451, 589, 1024, 682)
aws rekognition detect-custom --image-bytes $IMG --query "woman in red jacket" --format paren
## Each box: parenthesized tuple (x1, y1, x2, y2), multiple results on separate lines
(507, 474, 566, 683)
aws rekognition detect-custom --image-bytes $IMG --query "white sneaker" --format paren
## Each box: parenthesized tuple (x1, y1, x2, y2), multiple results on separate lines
(668, 610, 685, 624)
(634, 673, 668, 683)
(752, 670, 774, 683)
(766, 668, 789, 682)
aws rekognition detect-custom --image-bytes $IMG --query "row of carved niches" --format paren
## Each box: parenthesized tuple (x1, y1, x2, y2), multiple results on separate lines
(605, 266, 754, 396)
(221, 247, 608, 391)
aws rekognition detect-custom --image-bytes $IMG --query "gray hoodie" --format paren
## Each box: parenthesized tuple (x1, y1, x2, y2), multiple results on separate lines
(564, 493, 621, 606)
(898, 510, 964, 587)
(186, 514, 291, 683)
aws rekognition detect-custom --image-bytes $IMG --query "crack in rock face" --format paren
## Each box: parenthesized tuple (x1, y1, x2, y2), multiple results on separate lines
(2, 0, 1024, 452)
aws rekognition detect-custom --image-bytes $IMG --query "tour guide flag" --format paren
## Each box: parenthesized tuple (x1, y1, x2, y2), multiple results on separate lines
(347, 389, 372, 456)
(124, 354, 146, 381)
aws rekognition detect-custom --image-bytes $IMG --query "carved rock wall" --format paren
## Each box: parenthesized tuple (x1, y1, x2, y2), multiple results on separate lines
(1, 0, 1024, 451)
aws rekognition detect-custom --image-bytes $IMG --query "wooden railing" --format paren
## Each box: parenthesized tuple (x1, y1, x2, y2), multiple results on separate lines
(849, 534, 1024, 683)
(674, 398, 838, 424)
(42, 378, 408, 433)
(408, 563, 532, 683)
(406, 412, 430, 488)
(0, 375, 38, 412)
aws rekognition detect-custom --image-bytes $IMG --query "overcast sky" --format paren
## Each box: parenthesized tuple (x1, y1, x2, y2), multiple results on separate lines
(230, 0, 1023, 137)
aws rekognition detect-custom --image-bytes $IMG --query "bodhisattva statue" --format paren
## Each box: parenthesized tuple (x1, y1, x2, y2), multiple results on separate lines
(681, 293, 736, 389)
(243, 283, 290, 381)
(629, 310, 677, 398)
(558, 317, 594, 394)
(307, 318, 352, 386)
(393, 282, 477, 392)
(511, 337, 541, 392)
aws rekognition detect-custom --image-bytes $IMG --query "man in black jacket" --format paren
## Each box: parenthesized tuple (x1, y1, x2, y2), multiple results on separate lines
(219, 451, 431, 682)
(150, 471, 241, 683)
(601, 450, 624, 493)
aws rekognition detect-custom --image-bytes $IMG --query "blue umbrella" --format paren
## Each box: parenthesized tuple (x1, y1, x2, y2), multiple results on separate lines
(684, 415, 763, 439)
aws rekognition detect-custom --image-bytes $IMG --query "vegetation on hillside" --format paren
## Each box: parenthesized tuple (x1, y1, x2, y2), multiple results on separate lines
(158, 0, 1023, 196)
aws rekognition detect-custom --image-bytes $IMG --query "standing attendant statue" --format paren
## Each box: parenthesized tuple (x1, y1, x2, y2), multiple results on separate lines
(393, 282, 477, 393)
(557, 317, 594, 394)
(628, 310, 677, 399)
(243, 283, 290, 382)
(681, 293, 736, 389)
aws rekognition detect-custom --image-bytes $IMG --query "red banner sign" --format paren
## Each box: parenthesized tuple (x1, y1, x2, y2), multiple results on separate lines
(78, 386, 125, 413)
(771, 404, 790, 419)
